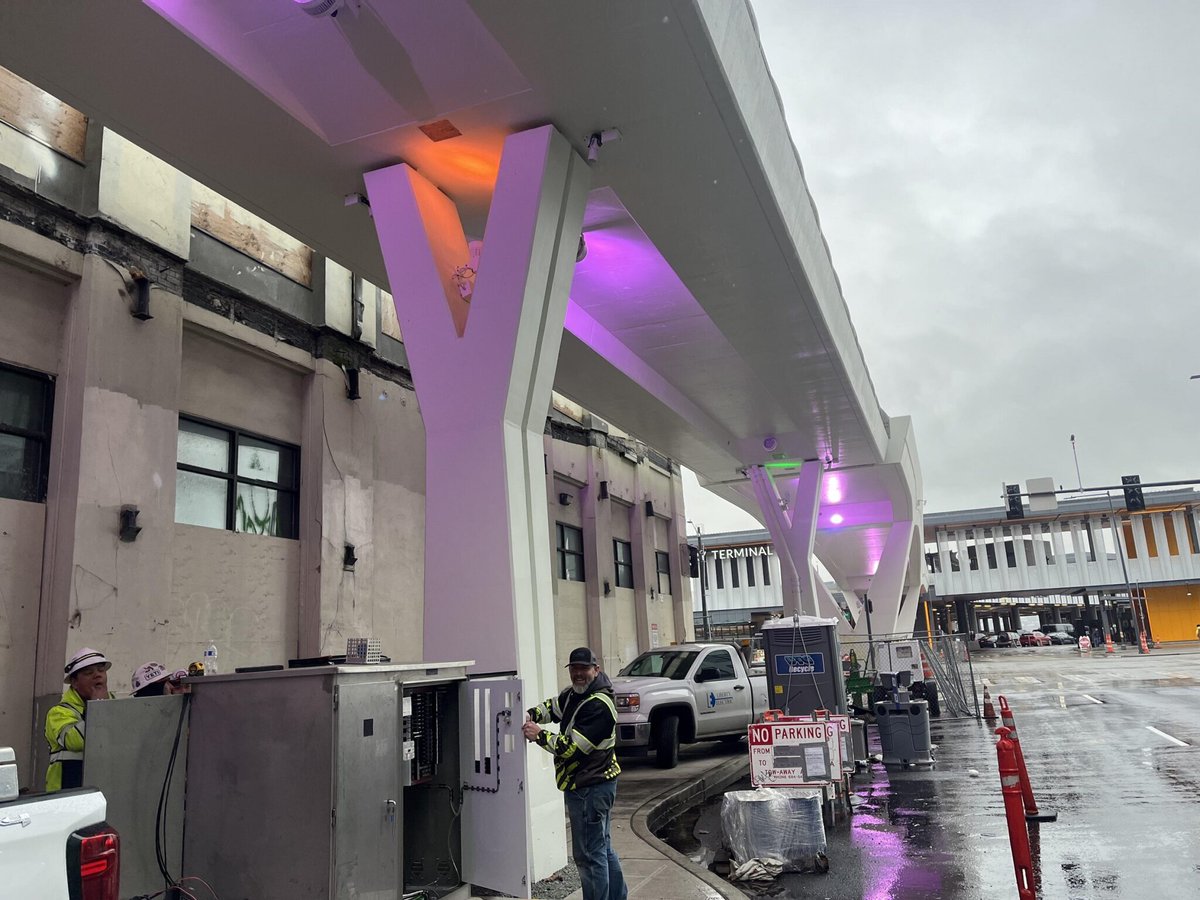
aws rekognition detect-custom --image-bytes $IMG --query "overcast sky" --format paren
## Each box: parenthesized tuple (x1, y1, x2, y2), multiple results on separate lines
(684, 0, 1200, 534)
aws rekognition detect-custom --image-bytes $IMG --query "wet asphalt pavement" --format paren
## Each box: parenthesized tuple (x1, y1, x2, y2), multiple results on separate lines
(658, 645, 1200, 899)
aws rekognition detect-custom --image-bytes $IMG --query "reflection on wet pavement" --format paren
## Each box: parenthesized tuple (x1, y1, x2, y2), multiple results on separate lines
(658, 649, 1200, 898)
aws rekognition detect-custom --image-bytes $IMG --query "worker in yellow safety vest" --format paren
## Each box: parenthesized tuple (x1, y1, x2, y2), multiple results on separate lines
(45, 647, 113, 792)
(523, 647, 626, 900)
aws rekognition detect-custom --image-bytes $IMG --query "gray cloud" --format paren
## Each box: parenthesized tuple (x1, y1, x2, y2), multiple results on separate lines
(745, 0, 1200, 513)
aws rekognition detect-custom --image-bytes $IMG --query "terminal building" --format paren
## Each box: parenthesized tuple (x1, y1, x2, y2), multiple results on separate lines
(922, 488, 1200, 643)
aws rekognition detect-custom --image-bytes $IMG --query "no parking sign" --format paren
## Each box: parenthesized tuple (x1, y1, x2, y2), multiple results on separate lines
(748, 720, 841, 787)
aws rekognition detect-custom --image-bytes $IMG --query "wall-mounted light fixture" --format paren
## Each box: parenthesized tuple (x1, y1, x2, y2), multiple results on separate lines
(130, 273, 153, 321)
(558, 492, 573, 507)
(119, 505, 141, 542)
(644, 500, 656, 518)
(603, 579, 611, 597)
(346, 368, 361, 401)
(343, 543, 357, 571)
(598, 481, 609, 500)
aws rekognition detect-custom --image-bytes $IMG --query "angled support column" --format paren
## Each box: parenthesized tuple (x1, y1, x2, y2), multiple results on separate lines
(365, 125, 589, 885)
(748, 463, 823, 616)
(869, 520, 916, 635)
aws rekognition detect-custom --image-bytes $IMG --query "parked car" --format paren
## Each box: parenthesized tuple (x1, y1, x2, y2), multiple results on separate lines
(612, 643, 768, 769)
(1020, 631, 1051, 647)
(1046, 631, 1076, 645)
(1039, 623, 1076, 640)
(995, 631, 1021, 648)
(0, 746, 119, 899)
(977, 634, 998, 649)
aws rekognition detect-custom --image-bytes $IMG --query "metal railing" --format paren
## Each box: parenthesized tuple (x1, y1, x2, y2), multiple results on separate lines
(839, 632, 980, 719)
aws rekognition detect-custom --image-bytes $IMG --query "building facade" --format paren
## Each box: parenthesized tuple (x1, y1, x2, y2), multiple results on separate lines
(923, 488, 1200, 642)
(0, 67, 690, 786)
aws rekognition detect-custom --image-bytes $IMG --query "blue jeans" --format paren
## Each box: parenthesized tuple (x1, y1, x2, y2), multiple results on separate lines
(564, 779, 627, 900)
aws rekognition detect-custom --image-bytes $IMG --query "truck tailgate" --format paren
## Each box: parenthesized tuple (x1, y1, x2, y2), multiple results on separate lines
(0, 788, 107, 899)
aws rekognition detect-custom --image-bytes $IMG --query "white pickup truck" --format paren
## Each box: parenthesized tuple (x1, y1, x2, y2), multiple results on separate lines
(611, 643, 769, 768)
(0, 747, 119, 899)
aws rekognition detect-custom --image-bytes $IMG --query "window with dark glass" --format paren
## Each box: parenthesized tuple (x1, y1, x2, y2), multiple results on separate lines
(0, 363, 54, 503)
(655, 550, 671, 595)
(730, 556, 740, 588)
(714, 558, 724, 589)
(557, 523, 584, 582)
(175, 416, 298, 538)
(746, 556, 756, 587)
(762, 555, 771, 585)
(613, 539, 634, 588)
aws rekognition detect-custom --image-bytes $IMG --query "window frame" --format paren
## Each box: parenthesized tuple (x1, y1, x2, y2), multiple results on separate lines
(613, 538, 634, 589)
(175, 414, 300, 539)
(0, 361, 55, 503)
(655, 550, 671, 595)
(556, 522, 585, 582)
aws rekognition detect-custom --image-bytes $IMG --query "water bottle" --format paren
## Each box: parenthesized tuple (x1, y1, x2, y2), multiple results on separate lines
(203, 642, 218, 676)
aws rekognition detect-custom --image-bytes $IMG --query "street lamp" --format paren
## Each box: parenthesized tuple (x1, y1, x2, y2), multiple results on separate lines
(687, 519, 711, 640)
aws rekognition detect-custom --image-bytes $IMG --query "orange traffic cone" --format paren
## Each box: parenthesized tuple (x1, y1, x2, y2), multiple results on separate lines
(1105, 634, 1115, 654)
(983, 685, 997, 721)
(1139, 631, 1150, 653)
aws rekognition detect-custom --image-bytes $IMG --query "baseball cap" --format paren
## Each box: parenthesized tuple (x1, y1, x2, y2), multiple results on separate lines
(64, 648, 112, 683)
(566, 647, 599, 667)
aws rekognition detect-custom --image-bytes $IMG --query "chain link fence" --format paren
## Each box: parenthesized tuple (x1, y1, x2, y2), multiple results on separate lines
(839, 632, 980, 719)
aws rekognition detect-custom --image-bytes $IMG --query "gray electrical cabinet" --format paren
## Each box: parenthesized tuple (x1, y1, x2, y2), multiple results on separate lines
(183, 663, 470, 900)
(761, 616, 847, 716)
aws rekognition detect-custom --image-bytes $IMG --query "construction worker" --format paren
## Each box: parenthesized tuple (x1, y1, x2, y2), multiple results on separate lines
(45, 647, 113, 792)
(131, 661, 188, 697)
(523, 647, 626, 900)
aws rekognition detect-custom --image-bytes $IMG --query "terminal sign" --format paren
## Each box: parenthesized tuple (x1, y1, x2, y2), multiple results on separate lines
(774, 652, 825, 676)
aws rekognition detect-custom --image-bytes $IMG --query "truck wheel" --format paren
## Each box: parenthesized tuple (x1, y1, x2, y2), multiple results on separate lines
(654, 714, 680, 769)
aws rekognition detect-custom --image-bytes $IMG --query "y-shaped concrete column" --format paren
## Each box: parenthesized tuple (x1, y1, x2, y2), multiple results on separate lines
(869, 519, 917, 635)
(365, 125, 589, 884)
(749, 463, 823, 616)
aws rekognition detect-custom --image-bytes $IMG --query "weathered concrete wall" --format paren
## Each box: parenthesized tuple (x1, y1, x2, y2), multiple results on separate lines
(553, 581, 587, 671)
(0, 499, 45, 786)
(312, 363, 425, 663)
(170, 525, 300, 670)
(0, 258, 68, 374)
(180, 328, 304, 444)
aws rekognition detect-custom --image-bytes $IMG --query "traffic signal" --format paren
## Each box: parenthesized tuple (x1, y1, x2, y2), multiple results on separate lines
(1122, 475, 1145, 512)
(687, 544, 700, 578)
(1005, 484, 1024, 520)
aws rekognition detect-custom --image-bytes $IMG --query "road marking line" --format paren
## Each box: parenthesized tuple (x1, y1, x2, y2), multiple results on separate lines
(1081, 694, 1104, 704)
(1145, 726, 1189, 748)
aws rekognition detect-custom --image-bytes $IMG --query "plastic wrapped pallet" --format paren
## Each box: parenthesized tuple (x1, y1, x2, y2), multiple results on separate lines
(721, 788, 826, 873)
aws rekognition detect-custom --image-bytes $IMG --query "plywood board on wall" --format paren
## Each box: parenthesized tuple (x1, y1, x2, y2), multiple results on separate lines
(0, 65, 88, 162)
(191, 181, 313, 287)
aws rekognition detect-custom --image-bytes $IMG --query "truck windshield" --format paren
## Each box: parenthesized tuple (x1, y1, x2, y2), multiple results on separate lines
(619, 651, 699, 680)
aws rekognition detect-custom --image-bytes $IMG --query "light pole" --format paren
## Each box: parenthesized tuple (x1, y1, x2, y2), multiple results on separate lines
(687, 519, 711, 640)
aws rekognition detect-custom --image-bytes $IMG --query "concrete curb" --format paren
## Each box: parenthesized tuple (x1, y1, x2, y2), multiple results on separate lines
(628, 754, 750, 900)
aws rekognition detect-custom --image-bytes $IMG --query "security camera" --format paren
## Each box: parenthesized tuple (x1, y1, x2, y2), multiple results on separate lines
(295, 0, 345, 17)
(586, 128, 623, 163)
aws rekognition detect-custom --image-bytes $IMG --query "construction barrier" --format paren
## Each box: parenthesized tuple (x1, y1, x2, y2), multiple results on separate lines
(997, 695, 1057, 822)
(995, 726, 1037, 900)
(1105, 634, 1115, 654)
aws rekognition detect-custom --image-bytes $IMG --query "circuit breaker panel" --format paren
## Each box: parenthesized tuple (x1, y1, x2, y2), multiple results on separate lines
(402, 686, 448, 787)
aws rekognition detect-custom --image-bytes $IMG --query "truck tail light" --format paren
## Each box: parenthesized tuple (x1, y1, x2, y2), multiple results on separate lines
(68, 823, 120, 900)
(616, 693, 639, 713)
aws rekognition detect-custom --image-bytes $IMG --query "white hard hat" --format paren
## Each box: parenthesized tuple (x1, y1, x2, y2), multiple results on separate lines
(131, 661, 170, 695)
(64, 648, 112, 683)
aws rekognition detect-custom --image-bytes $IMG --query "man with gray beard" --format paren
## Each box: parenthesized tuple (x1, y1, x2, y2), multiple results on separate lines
(524, 647, 626, 900)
